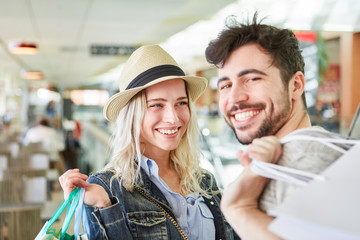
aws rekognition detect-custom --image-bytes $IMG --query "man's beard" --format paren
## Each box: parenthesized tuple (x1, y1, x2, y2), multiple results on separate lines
(225, 99, 291, 145)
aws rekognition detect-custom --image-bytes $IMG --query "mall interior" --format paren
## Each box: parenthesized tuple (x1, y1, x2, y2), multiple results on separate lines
(0, 0, 360, 239)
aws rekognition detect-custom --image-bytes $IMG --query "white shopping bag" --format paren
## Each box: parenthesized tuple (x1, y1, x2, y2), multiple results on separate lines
(268, 143, 360, 240)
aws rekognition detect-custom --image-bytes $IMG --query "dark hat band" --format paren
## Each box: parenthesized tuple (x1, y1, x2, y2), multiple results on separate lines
(126, 64, 185, 90)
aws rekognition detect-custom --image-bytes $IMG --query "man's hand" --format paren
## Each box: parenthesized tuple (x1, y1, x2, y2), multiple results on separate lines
(220, 136, 283, 240)
(246, 136, 282, 165)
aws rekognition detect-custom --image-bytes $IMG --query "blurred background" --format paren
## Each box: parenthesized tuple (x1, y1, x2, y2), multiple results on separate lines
(0, 0, 359, 239)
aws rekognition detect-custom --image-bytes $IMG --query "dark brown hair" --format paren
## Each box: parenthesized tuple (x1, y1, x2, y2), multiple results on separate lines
(37, 116, 50, 127)
(205, 13, 306, 106)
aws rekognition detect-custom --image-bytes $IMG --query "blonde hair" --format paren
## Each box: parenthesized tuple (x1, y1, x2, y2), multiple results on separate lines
(103, 86, 211, 197)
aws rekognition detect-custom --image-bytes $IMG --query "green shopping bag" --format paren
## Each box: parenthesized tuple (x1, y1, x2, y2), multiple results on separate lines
(35, 187, 83, 240)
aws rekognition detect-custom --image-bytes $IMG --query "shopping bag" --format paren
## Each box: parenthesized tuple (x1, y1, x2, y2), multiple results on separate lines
(35, 187, 88, 240)
(268, 143, 360, 239)
(250, 133, 360, 186)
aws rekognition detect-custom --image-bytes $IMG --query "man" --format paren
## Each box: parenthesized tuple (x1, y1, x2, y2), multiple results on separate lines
(23, 115, 65, 164)
(205, 13, 349, 239)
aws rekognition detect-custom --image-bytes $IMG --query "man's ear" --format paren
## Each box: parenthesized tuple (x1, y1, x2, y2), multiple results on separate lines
(289, 71, 305, 100)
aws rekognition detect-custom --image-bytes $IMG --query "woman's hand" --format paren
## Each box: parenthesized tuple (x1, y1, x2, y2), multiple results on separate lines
(59, 169, 112, 208)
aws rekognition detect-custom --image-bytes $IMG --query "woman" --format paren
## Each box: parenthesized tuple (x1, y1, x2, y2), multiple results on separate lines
(59, 45, 239, 240)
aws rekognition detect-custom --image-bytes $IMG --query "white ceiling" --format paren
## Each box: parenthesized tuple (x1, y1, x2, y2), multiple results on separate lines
(0, 0, 359, 91)
(0, 0, 234, 89)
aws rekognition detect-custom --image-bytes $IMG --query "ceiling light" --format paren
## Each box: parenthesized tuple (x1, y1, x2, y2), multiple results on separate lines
(8, 41, 38, 55)
(20, 70, 44, 80)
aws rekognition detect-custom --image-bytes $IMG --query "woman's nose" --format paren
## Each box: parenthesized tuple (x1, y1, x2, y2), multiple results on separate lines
(163, 106, 179, 123)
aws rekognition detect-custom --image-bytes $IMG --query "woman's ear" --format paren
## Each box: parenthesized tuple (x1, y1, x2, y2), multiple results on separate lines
(289, 71, 305, 100)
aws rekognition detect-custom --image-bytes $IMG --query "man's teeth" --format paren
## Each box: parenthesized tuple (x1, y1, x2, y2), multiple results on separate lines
(158, 129, 178, 135)
(235, 110, 260, 121)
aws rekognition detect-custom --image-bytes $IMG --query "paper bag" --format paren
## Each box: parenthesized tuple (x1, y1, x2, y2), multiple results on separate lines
(268, 143, 360, 240)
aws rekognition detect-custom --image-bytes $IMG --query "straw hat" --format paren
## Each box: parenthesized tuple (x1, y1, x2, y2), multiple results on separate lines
(103, 45, 208, 122)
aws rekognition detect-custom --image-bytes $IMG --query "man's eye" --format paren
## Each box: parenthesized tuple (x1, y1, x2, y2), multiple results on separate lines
(247, 77, 260, 83)
(219, 84, 231, 90)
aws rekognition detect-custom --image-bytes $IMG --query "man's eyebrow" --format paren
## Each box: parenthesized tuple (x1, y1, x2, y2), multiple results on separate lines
(217, 69, 267, 86)
(237, 69, 267, 77)
(217, 76, 229, 85)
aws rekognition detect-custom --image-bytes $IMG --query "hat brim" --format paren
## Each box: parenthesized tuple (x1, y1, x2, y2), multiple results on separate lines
(103, 75, 208, 122)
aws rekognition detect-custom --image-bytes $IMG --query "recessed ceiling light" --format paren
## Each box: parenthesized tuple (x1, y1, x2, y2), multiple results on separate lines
(20, 70, 44, 80)
(8, 41, 38, 55)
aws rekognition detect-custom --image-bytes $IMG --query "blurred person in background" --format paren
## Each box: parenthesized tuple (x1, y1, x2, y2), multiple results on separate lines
(23, 115, 65, 172)
(45, 100, 63, 130)
(45, 100, 57, 119)
(0, 116, 12, 141)
(59, 45, 240, 240)
(62, 119, 82, 171)
(205, 13, 350, 240)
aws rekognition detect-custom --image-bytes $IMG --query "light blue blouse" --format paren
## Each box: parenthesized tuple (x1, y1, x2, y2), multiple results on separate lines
(140, 156, 215, 240)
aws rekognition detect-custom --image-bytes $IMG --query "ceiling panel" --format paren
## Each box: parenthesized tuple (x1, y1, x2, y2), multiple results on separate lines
(0, 0, 359, 91)
(0, 0, 235, 89)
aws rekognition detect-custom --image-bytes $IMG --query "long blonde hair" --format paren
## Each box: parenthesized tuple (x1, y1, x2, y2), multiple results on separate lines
(104, 86, 211, 197)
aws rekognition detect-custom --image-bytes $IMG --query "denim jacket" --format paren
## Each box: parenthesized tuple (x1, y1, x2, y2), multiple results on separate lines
(85, 169, 240, 240)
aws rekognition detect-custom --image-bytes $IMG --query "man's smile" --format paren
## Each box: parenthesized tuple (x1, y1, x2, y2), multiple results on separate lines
(234, 110, 261, 121)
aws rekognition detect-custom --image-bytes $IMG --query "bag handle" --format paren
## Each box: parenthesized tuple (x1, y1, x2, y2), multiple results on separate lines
(60, 187, 81, 239)
(250, 136, 360, 186)
(41, 187, 80, 235)
(74, 188, 91, 238)
(280, 135, 360, 154)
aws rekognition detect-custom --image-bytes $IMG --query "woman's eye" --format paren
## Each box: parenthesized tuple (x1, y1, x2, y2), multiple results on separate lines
(178, 101, 188, 106)
(149, 103, 162, 108)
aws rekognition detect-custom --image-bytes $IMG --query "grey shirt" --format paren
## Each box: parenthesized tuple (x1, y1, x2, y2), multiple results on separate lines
(259, 127, 352, 213)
